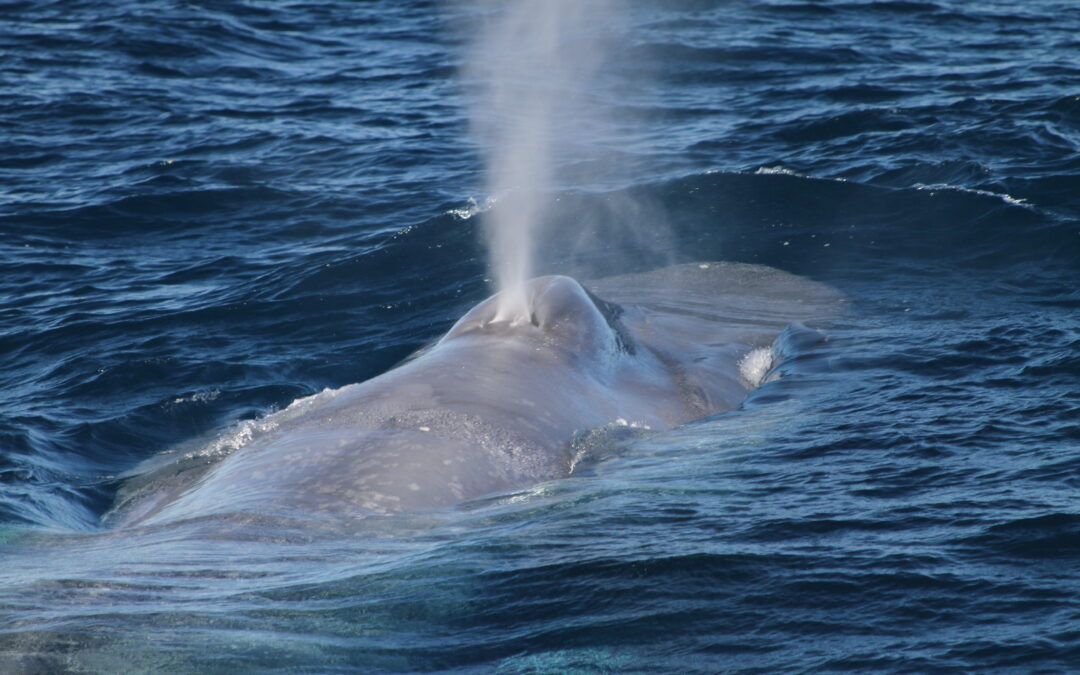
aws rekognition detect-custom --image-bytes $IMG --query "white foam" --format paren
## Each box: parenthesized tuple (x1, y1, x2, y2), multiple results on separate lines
(190, 386, 346, 459)
(913, 183, 1032, 208)
(754, 165, 848, 182)
(739, 347, 775, 387)
(171, 389, 220, 405)
(755, 165, 801, 176)
(448, 195, 496, 220)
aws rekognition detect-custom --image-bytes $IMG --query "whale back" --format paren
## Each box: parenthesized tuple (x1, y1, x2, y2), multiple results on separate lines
(585, 261, 844, 348)
(105, 262, 843, 527)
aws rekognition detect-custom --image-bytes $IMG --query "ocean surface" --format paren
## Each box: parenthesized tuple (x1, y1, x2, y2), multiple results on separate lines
(2, 0, 1078, 672)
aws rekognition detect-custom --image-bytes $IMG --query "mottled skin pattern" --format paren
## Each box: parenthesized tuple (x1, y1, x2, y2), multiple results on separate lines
(108, 263, 840, 527)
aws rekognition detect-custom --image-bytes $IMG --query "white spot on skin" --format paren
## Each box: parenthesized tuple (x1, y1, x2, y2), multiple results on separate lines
(419, 426, 430, 432)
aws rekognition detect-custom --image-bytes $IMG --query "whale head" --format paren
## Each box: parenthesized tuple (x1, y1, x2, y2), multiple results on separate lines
(440, 276, 632, 363)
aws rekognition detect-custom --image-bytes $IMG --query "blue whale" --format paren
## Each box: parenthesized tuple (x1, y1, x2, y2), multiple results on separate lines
(106, 262, 841, 527)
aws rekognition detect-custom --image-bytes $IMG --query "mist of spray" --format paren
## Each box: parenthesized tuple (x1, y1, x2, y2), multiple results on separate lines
(466, 0, 612, 323)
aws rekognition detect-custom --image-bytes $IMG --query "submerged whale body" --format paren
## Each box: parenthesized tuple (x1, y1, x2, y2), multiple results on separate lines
(107, 262, 841, 527)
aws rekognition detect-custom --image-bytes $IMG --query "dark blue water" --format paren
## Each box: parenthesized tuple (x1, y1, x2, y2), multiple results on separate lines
(2, 0, 1078, 672)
